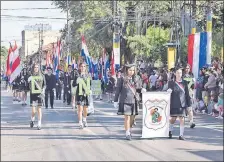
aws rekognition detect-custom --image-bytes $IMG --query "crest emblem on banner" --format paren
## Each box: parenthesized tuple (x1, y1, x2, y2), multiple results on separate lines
(144, 99, 168, 131)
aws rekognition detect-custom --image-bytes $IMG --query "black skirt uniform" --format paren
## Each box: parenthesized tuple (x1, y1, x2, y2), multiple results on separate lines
(114, 75, 142, 116)
(12, 76, 20, 90)
(106, 77, 116, 93)
(168, 80, 191, 117)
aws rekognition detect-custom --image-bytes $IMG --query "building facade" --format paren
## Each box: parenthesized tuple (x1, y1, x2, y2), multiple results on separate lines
(21, 29, 61, 59)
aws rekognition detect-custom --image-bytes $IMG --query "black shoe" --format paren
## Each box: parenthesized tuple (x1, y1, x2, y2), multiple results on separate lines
(169, 131, 172, 138)
(190, 123, 196, 128)
(37, 126, 41, 130)
(179, 136, 185, 140)
(30, 121, 34, 128)
(63, 100, 66, 103)
(126, 135, 131, 140)
(51, 107, 53, 109)
(67, 103, 70, 105)
(45, 107, 48, 109)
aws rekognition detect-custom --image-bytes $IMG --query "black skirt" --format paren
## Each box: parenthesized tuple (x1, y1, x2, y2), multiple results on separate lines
(12, 85, 18, 90)
(76, 95, 89, 106)
(30, 93, 42, 107)
(117, 103, 138, 116)
(170, 107, 185, 117)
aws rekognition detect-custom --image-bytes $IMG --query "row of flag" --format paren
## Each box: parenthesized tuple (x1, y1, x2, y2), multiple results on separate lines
(5, 35, 116, 83)
(44, 35, 116, 83)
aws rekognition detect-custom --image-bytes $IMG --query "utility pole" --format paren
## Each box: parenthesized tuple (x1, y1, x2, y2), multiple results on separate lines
(38, 24, 44, 71)
(191, 0, 196, 34)
(66, 0, 70, 58)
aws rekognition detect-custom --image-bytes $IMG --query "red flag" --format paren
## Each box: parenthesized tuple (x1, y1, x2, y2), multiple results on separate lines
(110, 50, 115, 76)
(188, 34, 194, 71)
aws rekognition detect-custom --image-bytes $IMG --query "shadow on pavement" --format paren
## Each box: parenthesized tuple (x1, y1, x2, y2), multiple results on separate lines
(178, 148, 223, 161)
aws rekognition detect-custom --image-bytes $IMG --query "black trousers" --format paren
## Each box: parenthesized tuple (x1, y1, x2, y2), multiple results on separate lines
(56, 85, 62, 100)
(63, 86, 71, 104)
(45, 89, 54, 108)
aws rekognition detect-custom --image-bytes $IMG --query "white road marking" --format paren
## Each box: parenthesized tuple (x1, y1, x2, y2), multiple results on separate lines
(94, 109, 116, 116)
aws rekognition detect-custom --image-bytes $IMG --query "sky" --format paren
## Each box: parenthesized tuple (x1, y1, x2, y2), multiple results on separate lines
(1, 1, 67, 48)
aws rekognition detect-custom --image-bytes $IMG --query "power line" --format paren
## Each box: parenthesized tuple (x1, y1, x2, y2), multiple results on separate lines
(1, 8, 60, 10)
(1, 15, 67, 20)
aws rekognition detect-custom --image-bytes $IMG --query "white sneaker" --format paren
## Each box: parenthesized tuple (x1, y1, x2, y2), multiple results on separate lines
(216, 116, 223, 119)
(79, 123, 84, 129)
(83, 120, 88, 127)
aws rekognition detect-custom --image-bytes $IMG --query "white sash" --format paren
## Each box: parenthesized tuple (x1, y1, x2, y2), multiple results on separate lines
(175, 81, 185, 93)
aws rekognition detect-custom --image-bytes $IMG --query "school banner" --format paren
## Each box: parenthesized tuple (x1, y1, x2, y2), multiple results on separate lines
(142, 92, 171, 138)
(91, 80, 101, 95)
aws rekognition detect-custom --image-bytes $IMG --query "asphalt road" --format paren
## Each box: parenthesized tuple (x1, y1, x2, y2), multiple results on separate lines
(1, 90, 224, 161)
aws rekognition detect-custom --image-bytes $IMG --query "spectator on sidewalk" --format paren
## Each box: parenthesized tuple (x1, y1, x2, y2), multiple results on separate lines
(213, 93, 224, 119)
(204, 69, 218, 103)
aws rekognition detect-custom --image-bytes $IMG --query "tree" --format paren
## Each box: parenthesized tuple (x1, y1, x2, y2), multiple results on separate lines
(52, 0, 223, 66)
(1, 46, 8, 70)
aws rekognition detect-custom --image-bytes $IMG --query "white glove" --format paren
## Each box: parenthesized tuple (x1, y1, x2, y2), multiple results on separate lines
(114, 102, 119, 109)
(28, 76, 32, 82)
(141, 88, 147, 93)
(167, 88, 172, 92)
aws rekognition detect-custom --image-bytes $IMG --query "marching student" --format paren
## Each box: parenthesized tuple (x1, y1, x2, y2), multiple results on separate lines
(167, 66, 191, 140)
(114, 63, 144, 140)
(19, 68, 30, 106)
(44, 67, 56, 109)
(12, 75, 21, 102)
(183, 64, 196, 128)
(28, 64, 45, 130)
(106, 72, 116, 103)
(63, 65, 73, 105)
(71, 68, 79, 109)
(74, 62, 92, 129)
(56, 70, 63, 100)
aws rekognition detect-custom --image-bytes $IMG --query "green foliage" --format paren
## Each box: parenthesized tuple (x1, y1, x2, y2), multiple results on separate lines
(1, 46, 8, 57)
(52, 0, 223, 65)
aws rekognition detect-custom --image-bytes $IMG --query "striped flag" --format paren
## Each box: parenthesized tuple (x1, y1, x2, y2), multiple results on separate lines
(9, 41, 22, 83)
(192, 33, 200, 79)
(81, 35, 92, 73)
(188, 32, 208, 79)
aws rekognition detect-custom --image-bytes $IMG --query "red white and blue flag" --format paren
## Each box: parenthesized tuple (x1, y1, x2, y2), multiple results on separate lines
(81, 35, 92, 73)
